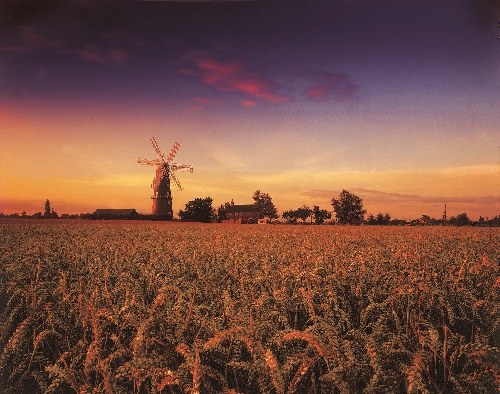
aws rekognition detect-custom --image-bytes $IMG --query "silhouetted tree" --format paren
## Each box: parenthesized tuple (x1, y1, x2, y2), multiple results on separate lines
(296, 205, 313, 223)
(371, 212, 391, 225)
(489, 216, 500, 227)
(282, 205, 318, 224)
(216, 201, 231, 222)
(253, 190, 278, 219)
(178, 197, 214, 223)
(367, 213, 377, 225)
(44, 199, 51, 218)
(448, 212, 471, 226)
(420, 214, 439, 225)
(43, 199, 58, 218)
(366, 213, 392, 225)
(282, 210, 298, 224)
(390, 218, 408, 226)
(331, 190, 366, 225)
(312, 205, 331, 224)
(421, 214, 431, 224)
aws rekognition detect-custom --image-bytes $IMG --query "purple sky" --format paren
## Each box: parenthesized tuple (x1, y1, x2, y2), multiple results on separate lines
(1, 0, 498, 219)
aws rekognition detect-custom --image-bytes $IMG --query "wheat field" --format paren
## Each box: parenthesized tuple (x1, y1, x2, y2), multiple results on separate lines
(0, 219, 498, 393)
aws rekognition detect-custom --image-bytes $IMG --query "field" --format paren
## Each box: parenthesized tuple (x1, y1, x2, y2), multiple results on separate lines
(0, 220, 499, 394)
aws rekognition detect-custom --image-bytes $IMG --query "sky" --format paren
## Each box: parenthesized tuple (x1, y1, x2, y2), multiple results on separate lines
(0, 0, 498, 220)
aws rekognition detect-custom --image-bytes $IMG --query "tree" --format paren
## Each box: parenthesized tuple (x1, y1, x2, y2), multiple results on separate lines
(383, 212, 391, 224)
(370, 212, 391, 225)
(43, 199, 58, 218)
(44, 199, 51, 218)
(420, 214, 438, 225)
(448, 212, 471, 226)
(216, 202, 231, 222)
(282, 210, 298, 224)
(178, 197, 214, 223)
(331, 189, 366, 225)
(312, 205, 331, 224)
(456, 212, 471, 226)
(252, 190, 278, 220)
(296, 205, 312, 223)
(367, 213, 376, 225)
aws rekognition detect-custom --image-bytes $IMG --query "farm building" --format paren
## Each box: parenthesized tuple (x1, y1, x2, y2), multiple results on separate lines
(222, 200, 258, 224)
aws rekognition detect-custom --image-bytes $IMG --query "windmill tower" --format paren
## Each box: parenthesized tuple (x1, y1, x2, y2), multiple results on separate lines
(137, 137, 193, 219)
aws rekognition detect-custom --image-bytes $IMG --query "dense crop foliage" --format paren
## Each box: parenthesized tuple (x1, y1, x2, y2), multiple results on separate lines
(0, 220, 498, 393)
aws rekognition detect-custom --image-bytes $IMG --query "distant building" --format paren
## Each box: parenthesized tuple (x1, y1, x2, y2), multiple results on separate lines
(222, 200, 258, 224)
(92, 209, 138, 219)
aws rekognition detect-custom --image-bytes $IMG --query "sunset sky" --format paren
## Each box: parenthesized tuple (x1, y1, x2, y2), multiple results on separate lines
(1, 0, 498, 220)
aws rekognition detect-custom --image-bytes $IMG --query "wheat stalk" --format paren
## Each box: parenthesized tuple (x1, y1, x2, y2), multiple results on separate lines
(264, 349, 283, 393)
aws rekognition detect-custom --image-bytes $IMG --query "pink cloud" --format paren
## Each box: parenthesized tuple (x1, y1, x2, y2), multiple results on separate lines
(305, 86, 329, 101)
(304, 71, 359, 101)
(240, 99, 258, 107)
(197, 58, 241, 85)
(179, 51, 291, 105)
(75, 45, 129, 65)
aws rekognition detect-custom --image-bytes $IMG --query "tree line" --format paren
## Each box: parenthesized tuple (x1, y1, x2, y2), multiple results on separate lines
(2, 193, 499, 226)
(177, 189, 498, 226)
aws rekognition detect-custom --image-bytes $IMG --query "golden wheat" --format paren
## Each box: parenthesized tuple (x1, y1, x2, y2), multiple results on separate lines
(0, 219, 498, 393)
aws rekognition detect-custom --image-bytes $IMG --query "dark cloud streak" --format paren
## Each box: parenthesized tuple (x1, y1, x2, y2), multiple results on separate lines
(302, 188, 499, 207)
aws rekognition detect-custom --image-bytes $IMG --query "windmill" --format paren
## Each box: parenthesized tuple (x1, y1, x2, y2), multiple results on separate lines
(137, 137, 193, 218)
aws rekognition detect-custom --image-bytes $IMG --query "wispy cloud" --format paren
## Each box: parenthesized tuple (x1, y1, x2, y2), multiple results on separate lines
(0, 24, 131, 65)
(304, 71, 359, 101)
(240, 99, 258, 107)
(0, 27, 64, 53)
(301, 187, 499, 219)
(302, 188, 499, 206)
(73, 45, 129, 65)
(188, 96, 220, 111)
(178, 50, 291, 105)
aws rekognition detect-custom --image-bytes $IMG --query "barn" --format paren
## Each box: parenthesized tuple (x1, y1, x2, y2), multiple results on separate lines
(222, 200, 258, 224)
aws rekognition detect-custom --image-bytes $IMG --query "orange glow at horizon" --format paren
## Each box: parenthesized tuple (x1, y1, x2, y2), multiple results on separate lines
(2, 158, 498, 221)
(1, 95, 499, 222)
